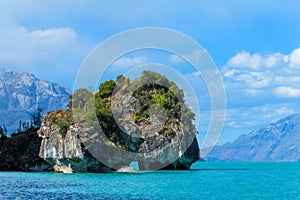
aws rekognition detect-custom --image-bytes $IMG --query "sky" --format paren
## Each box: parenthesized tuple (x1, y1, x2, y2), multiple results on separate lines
(1, 0, 300, 145)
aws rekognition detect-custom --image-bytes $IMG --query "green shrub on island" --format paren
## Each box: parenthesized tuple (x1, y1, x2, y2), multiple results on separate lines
(49, 71, 196, 150)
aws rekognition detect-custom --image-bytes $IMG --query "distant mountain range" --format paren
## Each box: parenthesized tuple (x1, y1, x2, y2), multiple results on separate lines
(0, 68, 71, 134)
(204, 114, 300, 162)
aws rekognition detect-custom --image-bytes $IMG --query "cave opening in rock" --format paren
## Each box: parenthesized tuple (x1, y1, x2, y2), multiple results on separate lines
(129, 161, 139, 171)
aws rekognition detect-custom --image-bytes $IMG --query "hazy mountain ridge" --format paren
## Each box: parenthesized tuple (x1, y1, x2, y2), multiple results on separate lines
(205, 114, 300, 162)
(0, 68, 71, 133)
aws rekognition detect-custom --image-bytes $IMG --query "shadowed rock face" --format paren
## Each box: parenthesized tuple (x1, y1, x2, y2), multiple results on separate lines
(110, 93, 200, 170)
(0, 128, 50, 172)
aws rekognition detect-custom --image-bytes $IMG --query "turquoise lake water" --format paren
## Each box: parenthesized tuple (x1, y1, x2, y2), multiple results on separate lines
(0, 162, 299, 199)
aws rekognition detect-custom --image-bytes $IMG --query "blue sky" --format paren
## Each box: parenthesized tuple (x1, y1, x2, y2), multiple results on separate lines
(1, 0, 300, 145)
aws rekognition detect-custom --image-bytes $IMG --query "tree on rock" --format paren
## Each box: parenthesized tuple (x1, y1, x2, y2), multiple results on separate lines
(0, 125, 3, 136)
(30, 107, 43, 128)
(0, 125, 7, 139)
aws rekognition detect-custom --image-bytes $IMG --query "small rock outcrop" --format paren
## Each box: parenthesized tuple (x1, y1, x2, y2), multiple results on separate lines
(53, 160, 73, 173)
(117, 166, 137, 173)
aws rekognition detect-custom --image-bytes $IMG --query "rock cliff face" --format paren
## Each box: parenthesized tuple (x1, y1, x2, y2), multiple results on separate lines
(37, 111, 112, 173)
(204, 114, 300, 162)
(110, 93, 200, 170)
(38, 110, 199, 172)
(0, 68, 71, 133)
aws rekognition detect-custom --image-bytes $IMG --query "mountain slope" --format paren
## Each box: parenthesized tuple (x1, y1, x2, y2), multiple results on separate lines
(0, 68, 71, 133)
(204, 114, 300, 162)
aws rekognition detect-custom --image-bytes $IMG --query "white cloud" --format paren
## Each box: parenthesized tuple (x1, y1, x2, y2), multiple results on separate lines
(227, 51, 286, 70)
(0, 25, 78, 64)
(235, 72, 271, 88)
(224, 104, 296, 130)
(223, 47, 300, 98)
(111, 56, 147, 68)
(200, 103, 297, 144)
(274, 76, 300, 84)
(219, 48, 300, 141)
(274, 86, 300, 98)
(275, 107, 294, 116)
(185, 71, 202, 78)
(169, 49, 208, 65)
(245, 89, 262, 96)
(225, 47, 300, 72)
(289, 47, 300, 68)
(228, 52, 261, 70)
(223, 69, 238, 77)
(30, 27, 77, 41)
(169, 54, 182, 64)
(227, 121, 242, 128)
(0, 22, 87, 88)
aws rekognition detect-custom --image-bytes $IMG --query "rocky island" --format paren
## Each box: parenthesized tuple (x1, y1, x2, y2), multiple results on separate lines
(0, 71, 200, 172)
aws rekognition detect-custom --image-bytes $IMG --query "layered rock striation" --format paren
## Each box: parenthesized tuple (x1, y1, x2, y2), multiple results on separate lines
(38, 110, 112, 173)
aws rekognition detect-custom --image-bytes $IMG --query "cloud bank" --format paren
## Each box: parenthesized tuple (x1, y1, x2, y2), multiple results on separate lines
(0, 26, 78, 64)
(222, 47, 300, 99)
